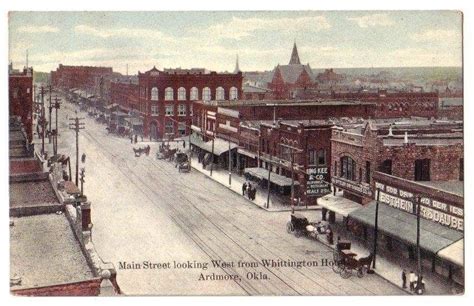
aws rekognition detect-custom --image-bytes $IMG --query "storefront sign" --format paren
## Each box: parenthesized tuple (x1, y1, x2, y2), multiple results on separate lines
(375, 181, 464, 232)
(306, 167, 331, 197)
(331, 176, 373, 197)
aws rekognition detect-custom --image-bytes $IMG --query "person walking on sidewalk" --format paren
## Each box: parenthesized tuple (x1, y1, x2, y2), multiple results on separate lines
(247, 183, 252, 198)
(401, 269, 407, 289)
(242, 182, 247, 196)
(409, 271, 416, 291)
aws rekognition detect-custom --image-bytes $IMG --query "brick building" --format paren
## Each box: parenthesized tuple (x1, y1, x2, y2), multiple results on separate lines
(51, 64, 114, 91)
(138, 66, 243, 139)
(110, 76, 140, 112)
(9, 64, 33, 142)
(331, 90, 439, 119)
(267, 43, 317, 100)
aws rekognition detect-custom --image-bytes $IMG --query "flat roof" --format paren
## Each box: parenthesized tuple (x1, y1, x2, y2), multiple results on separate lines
(197, 99, 375, 108)
(10, 214, 95, 289)
(10, 180, 60, 209)
(416, 180, 464, 197)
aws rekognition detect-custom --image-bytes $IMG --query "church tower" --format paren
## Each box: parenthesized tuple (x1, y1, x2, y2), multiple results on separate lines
(289, 42, 301, 65)
(233, 54, 241, 73)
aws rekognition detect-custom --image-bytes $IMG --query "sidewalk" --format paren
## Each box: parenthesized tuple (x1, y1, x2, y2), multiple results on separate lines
(189, 156, 319, 212)
(304, 211, 464, 295)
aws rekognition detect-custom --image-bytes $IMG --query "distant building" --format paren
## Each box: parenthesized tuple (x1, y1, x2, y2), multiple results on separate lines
(267, 43, 317, 100)
(9, 64, 33, 142)
(316, 68, 344, 84)
(138, 66, 243, 140)
(51, 64, 114, 91)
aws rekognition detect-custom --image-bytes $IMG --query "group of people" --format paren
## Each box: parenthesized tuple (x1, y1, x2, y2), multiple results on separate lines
(402, 269, 425, 294)
(242, 182, 257, 200)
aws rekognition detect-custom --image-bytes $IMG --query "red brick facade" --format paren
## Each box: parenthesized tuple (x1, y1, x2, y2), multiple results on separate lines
(9, 67, 33, 142)
(51, 64, 113, 90)
(139, 67, 243, 139)
(12, 278, 102, 296)
(332, 90, 439, 119)
(110, 80, 139, 112)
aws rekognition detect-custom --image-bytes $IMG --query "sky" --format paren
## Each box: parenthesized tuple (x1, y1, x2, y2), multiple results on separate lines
(8, 11, 463, 74)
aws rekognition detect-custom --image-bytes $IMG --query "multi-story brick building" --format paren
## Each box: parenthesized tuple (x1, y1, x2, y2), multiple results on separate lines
(331, 90, 439, 119)
(51, 64, 114, 91)
(109, 76, 139, 112)
(138, 66, 243, 139)
(9, 64, 33, 142)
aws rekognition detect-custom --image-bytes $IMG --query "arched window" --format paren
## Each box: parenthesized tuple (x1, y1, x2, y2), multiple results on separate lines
(190, 87, 199, 100)
(165, 87, 174, 101)
(216, 87, 225, 100)
(340, 156, 356, 181)
(230, 87, 238, 100)
(151, 87, 158, 101)
(178, 87, 186, 101)
(202, 87, 211, 101)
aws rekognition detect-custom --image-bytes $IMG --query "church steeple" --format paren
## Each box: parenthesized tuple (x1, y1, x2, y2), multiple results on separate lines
(289, 42, 301, 65)
(233, 54, 240, 73)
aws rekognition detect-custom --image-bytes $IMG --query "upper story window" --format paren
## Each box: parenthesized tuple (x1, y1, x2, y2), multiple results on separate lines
(308, 149, 317, 166)
(380, 159, 392, 175)
(190, 87, 199, 100)
(178, 104, 186, 116)
(165, 104, 174, 116)
(178, 87, 186, 101)
(189, 104, 193, 116)
(317, 149, 326, 166)
(340, 156, 356, 181)
(202, 87, 211, 101)
(230, 87, 238, 100)
(414, 159, 430, 181)
(151, 104, 159, 115)
(151, 87, 159, 101)
(216, 87, 225, 100)
(165, 87, 174, 101)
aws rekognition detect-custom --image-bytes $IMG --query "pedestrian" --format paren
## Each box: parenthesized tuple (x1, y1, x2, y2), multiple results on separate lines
(326, 227, 334, 245)
(134, 134, 138, 144)
(242, 182, 247, 196)
(247, 183, 252, 198)
(409, 271, 416, 292)
(183, 141, 186, 149)
(252, 186, 257, 200)
(130, 135, 133, 143)
(401, 269, 407, 289)
(141, 135, 143, 142)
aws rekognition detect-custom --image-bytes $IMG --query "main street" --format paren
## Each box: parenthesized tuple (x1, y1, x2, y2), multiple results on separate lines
(51, 93, 405, 295)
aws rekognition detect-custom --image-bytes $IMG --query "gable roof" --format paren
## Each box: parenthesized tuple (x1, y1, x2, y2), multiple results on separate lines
(270, 64, 315, 84)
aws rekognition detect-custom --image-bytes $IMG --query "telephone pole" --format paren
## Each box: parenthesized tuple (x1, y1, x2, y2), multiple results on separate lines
(48, 84, 53, 142)
(52, 96, 62, 155)
(69, 111, 85, 186)
(40, 87, 46, 155)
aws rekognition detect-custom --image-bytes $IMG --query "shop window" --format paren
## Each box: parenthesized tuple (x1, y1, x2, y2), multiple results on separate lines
(340, 156, 356, 181)
(414, 159, 430, 181)
(178, 123, 186, 136)
(380, 159, 392, 175)
(165, 121, 174, 134)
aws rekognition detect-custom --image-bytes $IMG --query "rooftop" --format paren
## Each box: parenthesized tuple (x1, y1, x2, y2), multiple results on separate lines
(198, 99, 375, 108)
(10, 180, 60, 209)
(10, 214, 95, 289)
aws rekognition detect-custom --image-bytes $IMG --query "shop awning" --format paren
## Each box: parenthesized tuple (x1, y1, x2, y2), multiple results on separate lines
(244, 167, 300, 187)
(190, 133, 237, 156)
(317, 194, 362, 217)
(349, 201, 464, 254)
(437, 239, 464, 267)
(237, 148, 257, 159)
(124, 117, 143, 126)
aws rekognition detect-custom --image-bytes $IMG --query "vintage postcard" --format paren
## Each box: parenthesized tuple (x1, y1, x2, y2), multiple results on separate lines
(8, 11, 463, 296)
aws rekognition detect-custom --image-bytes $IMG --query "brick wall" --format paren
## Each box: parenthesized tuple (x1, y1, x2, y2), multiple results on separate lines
(12, 278, 102, 296)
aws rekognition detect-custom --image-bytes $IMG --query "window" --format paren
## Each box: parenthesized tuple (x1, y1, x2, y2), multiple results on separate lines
(151, 104, 159, 115)
(165, 87, 174, 101)
(308, 149, 317, 165)
(190, 87, 199, 100)
(151, 87, 159, 101)
(460, 158, 464, 181)
(340, 156, 356, 181)
(178, 87, 186, 101)
(178, 104, 186, 116)
(165, 121, 174, 134)
(165, 105, 174, 116)
(380, 159, 392, 175)
(365, 161, 371, 183)
(178, 122, 186, 136)
(230, 87, 238, 100)
(27, 88, 30, 94)
(415, 159, 430, 181)
(317, 149, 326, 166)
(13, 87, 19, 99)
(189, 104, 193, 116)
(216, 87, 225, 100)
(202, 87, 211, 101)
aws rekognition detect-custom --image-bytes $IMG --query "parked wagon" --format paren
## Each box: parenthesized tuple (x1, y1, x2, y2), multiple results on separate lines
(286, 213, 330, 238)
(332, 240, 373, 278)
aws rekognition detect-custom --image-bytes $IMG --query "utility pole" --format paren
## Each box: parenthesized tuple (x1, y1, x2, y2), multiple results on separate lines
(80, 167, 85, 196)
(69, 111, 85, 186)
(290, 148, 295, 213)
(210, 132, 215, 176)
(266, 152, 272, 209)
(372, 188, 381, 269)
(52, 96, 62, 155)
(415, 195, 423, 292)
(228, 138, 232, 185)
(48, 84, 53, 142)
(40, 87, 46, 156)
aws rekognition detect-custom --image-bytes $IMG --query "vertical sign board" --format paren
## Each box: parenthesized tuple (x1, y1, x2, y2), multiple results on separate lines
(306, 167, 331, 197)
(374, 181, 464, 232)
